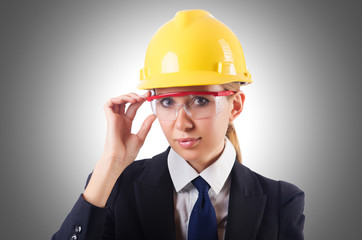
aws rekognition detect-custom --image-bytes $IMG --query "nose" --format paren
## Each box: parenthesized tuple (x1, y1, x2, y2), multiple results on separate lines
(174, 105, 194, 131)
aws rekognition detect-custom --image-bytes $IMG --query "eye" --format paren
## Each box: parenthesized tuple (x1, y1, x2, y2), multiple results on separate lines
(159, 97, 175, 108)
(192, 96, 209, 106)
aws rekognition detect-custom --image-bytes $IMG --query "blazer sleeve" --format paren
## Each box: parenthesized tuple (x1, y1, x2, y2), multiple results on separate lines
(51, 174, 116, 240)
(278, 181, 306, 240)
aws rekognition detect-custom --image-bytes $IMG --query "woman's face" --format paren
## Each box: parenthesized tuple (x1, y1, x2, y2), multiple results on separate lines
(154, 84, 244, 172)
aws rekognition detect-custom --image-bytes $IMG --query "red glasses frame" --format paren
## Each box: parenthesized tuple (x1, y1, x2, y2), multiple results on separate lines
(146, 90, 235, 101)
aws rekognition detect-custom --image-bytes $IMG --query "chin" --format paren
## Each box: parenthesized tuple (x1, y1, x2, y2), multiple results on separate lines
(174, 147, 207, 163)
(179, 152, 201, 162)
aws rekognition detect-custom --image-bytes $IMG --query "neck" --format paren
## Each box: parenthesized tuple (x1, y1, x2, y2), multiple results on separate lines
(187, 139, 226, 173)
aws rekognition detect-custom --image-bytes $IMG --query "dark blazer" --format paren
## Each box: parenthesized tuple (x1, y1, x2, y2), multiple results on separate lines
(52, 147, 305, 240)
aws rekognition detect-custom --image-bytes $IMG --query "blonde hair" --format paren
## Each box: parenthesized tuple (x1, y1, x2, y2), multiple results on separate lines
(222, 82, 243, 163)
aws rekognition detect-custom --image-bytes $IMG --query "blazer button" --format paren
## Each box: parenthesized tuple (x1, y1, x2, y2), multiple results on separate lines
(70, 234, 77, 240)
(75, 226, 82, 233)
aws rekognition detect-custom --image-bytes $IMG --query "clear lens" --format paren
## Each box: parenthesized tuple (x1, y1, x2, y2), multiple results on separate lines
(150, 95, 225, 120)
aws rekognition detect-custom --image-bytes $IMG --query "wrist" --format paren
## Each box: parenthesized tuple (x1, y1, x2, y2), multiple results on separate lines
(83, 156, 128, 208)
(97, 154, 129, 179)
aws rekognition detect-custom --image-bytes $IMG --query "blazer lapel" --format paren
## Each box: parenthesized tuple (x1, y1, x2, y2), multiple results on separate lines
(133, 148, 177, 240)
(225, 161, 267, 240)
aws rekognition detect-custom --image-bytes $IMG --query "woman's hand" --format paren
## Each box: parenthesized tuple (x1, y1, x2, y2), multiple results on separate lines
(83, 91, 156, 207)
(102, 91, 156, 170)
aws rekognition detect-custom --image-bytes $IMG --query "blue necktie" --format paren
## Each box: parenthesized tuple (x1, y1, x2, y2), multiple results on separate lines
(188, 176, 218, 240)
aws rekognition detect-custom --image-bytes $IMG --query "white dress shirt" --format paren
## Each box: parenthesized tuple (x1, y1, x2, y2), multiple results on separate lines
(167, 137, 236, 240)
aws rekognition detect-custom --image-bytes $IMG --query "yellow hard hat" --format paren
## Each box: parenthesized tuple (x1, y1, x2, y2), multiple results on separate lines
(137, 9, 252, 89)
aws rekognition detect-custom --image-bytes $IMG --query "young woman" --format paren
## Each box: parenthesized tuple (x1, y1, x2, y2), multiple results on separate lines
(52, 9, 305, 240)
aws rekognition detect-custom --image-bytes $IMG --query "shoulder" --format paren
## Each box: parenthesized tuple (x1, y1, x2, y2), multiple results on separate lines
(245, 168, 306, 238)
(232, 162, 304, 207)
(230, 163, 305, 237)
(254, 171, 304, 205)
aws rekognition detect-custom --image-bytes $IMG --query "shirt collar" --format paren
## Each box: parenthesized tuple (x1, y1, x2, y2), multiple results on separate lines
(167, 137, 236, 195)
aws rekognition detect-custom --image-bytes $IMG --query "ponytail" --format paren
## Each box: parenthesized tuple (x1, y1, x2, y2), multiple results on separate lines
(226, 122, 242, 163)
(222, 82, 243, 163)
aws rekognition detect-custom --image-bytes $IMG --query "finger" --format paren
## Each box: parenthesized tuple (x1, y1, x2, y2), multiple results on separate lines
(127, 92, 146, 101)
(112, 95, 137, 105)
(125, 91, 152, 119)
(103, 92, 148, 116)
(136, 114, 157, 144)
(105, 95, 140, 115)
(110, 92, 148, 106)
(104, 98, 116, 116)
(104, 98, 124, 116)
(114, 92, 144, 102)
(142, 91, 152, 99)
(119, 101, 125, 114)
(114, 102, 120, 114)
(125, 98, 146, 120)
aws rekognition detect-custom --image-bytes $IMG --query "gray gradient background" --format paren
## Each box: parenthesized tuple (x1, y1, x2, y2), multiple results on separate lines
(1, 0, 361, 239)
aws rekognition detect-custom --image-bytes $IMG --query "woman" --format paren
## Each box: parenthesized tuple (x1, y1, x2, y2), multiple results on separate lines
(52, 9, 305, 240)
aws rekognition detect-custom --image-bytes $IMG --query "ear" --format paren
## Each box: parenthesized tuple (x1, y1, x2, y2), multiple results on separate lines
(229, 90, 245, 122)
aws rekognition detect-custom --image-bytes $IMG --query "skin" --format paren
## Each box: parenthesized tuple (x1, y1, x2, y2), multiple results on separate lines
(83, 85, 244, 207)
(156, 85, 245, 172)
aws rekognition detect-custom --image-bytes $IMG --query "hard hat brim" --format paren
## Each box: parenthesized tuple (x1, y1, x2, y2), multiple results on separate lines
(137, 71, 252, 89)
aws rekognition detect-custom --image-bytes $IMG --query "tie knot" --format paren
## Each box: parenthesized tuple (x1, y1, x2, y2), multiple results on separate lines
(192, 176, 210, 193)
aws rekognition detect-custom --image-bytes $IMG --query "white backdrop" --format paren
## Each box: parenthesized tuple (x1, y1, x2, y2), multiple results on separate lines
(0, 0, 361, 239)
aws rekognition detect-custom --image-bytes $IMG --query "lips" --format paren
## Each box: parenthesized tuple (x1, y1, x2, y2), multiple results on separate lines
(175, 137, 201, 148)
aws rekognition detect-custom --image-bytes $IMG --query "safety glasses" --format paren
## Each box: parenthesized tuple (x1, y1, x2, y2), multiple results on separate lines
(147, 90, 235, 121)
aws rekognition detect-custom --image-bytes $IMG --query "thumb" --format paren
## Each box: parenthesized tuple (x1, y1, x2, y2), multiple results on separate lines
(136, 114, 157, 144)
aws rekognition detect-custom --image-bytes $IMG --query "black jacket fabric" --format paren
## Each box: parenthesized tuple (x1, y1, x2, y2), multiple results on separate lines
(52, 147, 305, 240)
